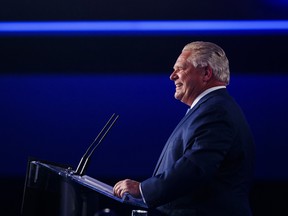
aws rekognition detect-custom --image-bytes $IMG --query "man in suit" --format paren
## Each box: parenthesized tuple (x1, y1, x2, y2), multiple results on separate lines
(113, 41, 255, 216)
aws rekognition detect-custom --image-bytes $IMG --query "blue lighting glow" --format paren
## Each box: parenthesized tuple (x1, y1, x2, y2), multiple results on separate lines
(0, 20, 288, 36)
(264, 0, 288, 6)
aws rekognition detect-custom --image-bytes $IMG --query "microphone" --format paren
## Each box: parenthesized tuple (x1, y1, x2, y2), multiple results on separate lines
(74, 113, 119, 176)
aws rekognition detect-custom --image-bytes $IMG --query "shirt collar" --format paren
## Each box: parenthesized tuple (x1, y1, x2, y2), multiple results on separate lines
(190, 86, 226, 109)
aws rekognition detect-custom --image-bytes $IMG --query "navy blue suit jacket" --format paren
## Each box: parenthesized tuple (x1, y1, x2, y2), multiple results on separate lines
(141, 89, 255, 216)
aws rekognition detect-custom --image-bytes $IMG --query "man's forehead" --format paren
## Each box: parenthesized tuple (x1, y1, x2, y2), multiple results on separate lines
(174, 50, 192, 67)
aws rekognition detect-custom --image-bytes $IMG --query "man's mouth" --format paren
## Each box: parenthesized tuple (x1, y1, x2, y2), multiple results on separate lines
(175, 83, 183, 89)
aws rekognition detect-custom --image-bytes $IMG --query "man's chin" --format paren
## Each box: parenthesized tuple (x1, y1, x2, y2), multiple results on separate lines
(174, 93, 183, 101)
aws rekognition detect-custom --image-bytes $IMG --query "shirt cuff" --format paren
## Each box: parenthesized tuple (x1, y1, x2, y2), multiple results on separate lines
(139, 183, 147, 204)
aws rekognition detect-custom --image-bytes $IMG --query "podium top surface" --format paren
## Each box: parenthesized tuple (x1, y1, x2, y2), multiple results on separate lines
(30, 161, 148, 209)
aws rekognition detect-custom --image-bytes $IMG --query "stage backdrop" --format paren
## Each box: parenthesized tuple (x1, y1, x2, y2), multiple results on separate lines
(0, 74, 287, 181)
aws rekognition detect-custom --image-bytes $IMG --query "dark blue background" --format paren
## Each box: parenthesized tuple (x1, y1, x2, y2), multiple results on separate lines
(1, 0, 288, 214)
(1, 74, 287, 181)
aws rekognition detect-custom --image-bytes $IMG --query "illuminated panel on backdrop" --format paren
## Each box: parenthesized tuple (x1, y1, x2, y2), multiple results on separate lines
(1, 74, 288, 180)
(0, 20, 288, 36)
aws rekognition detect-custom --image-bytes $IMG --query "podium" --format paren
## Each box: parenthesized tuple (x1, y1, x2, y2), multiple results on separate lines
(21, 160, 148, 216)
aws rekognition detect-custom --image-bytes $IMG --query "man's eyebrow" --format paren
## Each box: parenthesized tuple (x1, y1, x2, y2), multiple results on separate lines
(174, 62, 185, 69)
(173, 65, 181, 70)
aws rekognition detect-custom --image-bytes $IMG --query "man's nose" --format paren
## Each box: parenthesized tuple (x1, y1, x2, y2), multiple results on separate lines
(170, 70, 178, 80)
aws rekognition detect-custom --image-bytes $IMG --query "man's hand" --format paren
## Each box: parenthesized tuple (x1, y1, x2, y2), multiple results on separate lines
(113, 179, 141, 198)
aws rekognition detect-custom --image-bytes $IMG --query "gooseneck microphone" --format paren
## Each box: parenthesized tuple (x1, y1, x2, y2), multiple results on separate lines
(74, 113, 119, 176)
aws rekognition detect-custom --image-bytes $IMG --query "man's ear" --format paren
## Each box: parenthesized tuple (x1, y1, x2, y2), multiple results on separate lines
(203, 65, 213, 82)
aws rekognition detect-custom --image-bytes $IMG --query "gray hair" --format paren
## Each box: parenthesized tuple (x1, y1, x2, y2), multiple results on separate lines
(183, 41, 230, 85)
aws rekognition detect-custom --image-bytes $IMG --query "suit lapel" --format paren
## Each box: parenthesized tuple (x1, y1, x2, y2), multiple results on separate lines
(152, 102, 202, 175)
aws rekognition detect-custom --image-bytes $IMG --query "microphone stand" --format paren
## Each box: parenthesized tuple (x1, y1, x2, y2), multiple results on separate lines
(74, 113, 119, 176)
